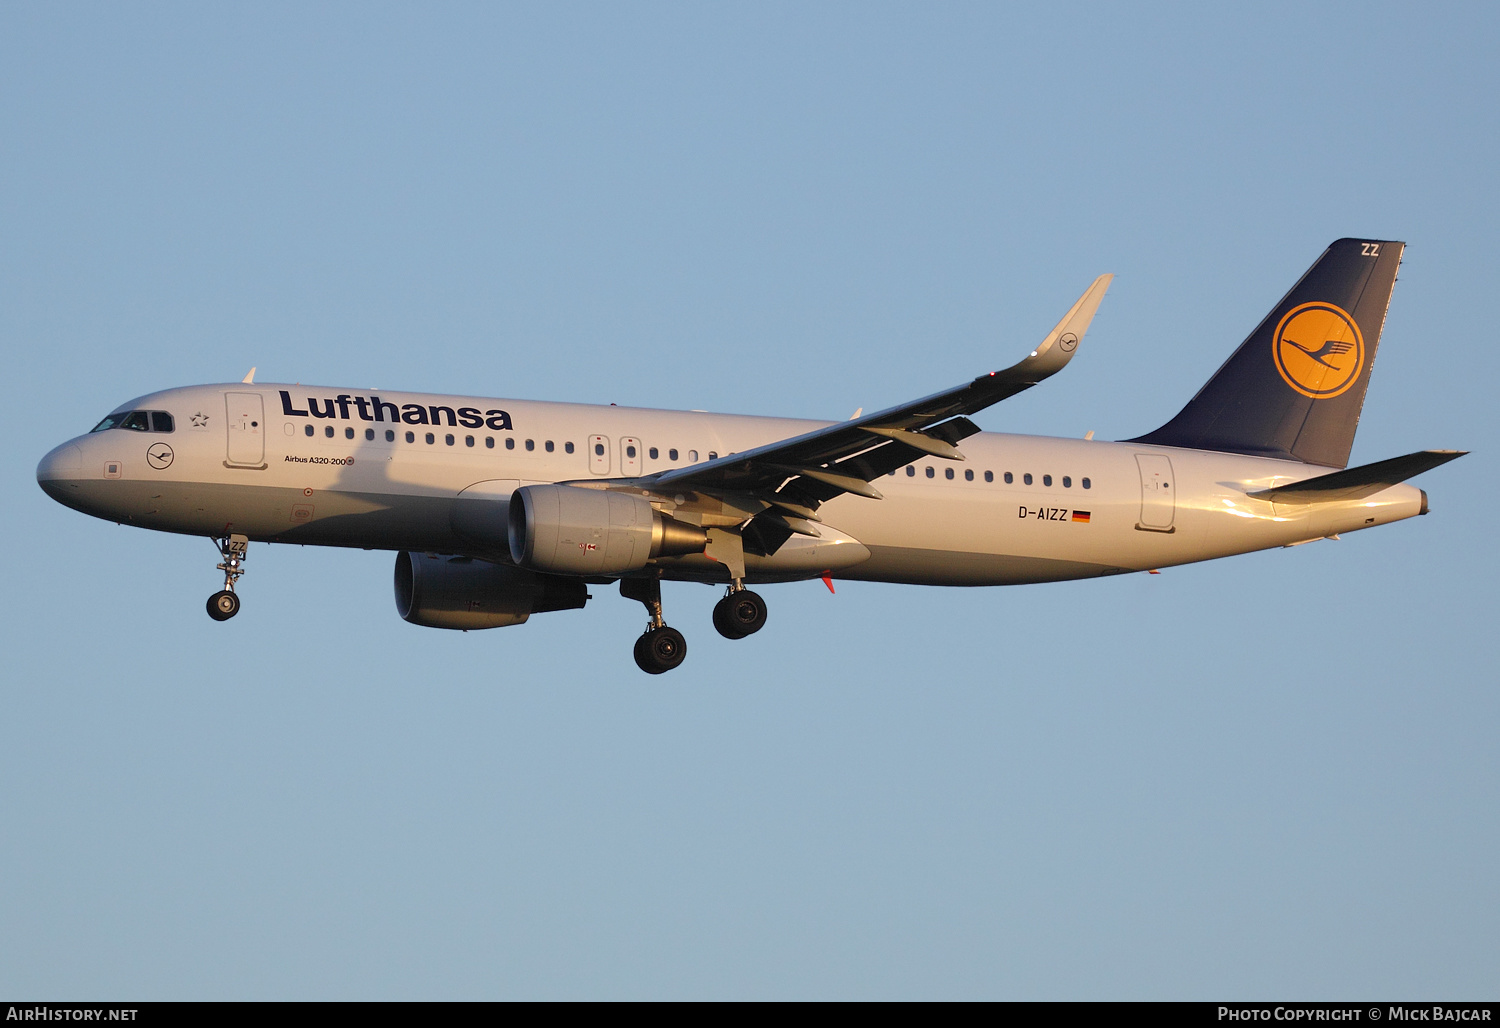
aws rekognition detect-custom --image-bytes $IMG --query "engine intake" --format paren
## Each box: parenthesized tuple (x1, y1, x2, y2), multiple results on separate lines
(508, 484, 708, 575)
(394, 551, 587, 630)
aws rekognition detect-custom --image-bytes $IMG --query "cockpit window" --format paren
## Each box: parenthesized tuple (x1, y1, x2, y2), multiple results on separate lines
(91, 413, 129, 433)
(91, 410, 175, 433)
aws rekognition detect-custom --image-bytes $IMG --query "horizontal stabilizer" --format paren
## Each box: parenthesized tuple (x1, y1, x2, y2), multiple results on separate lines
(1248, 450, 1466, 504)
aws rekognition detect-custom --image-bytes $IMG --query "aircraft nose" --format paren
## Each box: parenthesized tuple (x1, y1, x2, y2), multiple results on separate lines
(37, 442, 83, 481)
(36, 442, 83, 500)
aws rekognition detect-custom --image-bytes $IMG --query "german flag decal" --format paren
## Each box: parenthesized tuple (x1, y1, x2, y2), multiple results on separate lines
(1071, 510, 1091, 523)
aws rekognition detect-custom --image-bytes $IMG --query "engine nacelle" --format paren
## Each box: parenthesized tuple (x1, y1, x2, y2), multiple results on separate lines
(393, 551, 587, 630)
(508, 484, 708, 575)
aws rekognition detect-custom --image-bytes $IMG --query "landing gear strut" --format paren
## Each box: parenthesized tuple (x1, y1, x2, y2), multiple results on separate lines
(621, 577, 687, 674)
(206, 534, 249, 622)
(712, 583, 767, 639)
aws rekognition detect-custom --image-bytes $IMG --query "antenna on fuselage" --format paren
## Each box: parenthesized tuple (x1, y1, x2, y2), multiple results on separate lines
(242, 367, 257, 384)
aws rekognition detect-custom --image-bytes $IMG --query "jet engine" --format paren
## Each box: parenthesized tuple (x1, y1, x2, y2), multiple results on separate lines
(508, 484, 708, 575)
(394, 551, 588, 630)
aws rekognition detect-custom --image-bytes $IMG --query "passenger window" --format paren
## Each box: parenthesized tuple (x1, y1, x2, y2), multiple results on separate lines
(985, 471, 994, 483)
(365, 428, 374, 441)
(669, 449, 679, 461)
(151, 412, 174, 432)
(1043, 474, 1052, 486)
(405, 431, 415, 443)
(1023, 473, 1033, 485)
(386, 430, 395, 442)
(906, 466, 916, 477)
(1082, 477, 1091, 489)
(305, 425, 314, 437)
(122, 411, 150, 431)
(594, 442, 605, 456)
(649, 447, 659, 460)
(445, 434, 455, 446)
(345, 427, 355, 439)
(689, 450, 698, 462)
(525, 439, 535, 451)
(506, 437, 515, 450)
(1004, 472, 1013, 484)
(1063, 476, 1071, 487)
(945, 467, 954, 480)
(564, 441, 575, 454)
(465, 435, 474, 447)
(425, 432, 435, 444)
(925, 467, 934, 478)
(485, 437, 494, 448)
(325, 426, 334, 438)
(965, 469, 974, 481)
(545, 440, 554, 452)
(709, 451, 718, 460)
(626, 445, 637, 458)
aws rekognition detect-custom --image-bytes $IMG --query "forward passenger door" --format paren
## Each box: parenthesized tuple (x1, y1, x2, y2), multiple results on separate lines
(225, 392, 266, 467)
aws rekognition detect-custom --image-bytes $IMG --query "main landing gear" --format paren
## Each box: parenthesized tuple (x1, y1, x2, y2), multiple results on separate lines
(620, 577, 770, 674)
(621, 578, 686, 675)
(206, 534, 249, 622)
(712, 585, 768, 640)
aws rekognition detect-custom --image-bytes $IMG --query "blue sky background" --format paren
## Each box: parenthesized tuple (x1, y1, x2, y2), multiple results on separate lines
(2, 2, 1495, 999)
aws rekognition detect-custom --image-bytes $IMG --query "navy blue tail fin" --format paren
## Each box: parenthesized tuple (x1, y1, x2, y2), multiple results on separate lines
(1128, 238, 1404, 468)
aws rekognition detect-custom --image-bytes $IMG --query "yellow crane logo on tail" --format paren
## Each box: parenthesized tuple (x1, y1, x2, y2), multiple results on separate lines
(1272, 302, 1365, 399)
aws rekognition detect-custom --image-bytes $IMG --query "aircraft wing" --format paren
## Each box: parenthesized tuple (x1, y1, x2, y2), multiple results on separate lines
(648, 273, 1113, 517)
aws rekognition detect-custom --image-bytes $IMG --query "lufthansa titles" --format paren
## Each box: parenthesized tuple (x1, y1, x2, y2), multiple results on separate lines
(279, 391, 512, 430)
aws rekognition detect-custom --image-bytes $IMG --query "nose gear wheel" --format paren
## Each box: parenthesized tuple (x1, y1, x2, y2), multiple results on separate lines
(207, 590, 240, 621)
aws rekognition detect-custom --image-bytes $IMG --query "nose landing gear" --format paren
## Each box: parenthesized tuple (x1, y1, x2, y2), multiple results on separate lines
(620, 577, 687, 674)
(206, 534, 249, 622)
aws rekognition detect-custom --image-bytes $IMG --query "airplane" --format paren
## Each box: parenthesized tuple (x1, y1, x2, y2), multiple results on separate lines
(36, 238, 1464, 674)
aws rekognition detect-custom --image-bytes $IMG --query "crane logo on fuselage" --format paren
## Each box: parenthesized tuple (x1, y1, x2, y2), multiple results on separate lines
(1272, 302, 1365, 400)
(279, 391, 513, 430)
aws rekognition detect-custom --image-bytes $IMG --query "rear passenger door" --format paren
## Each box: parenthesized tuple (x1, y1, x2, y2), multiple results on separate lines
(1135, 453, 1175, 531)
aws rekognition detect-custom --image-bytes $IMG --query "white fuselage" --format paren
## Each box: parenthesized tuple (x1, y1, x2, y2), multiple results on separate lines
(36, 383, 1426, 587)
